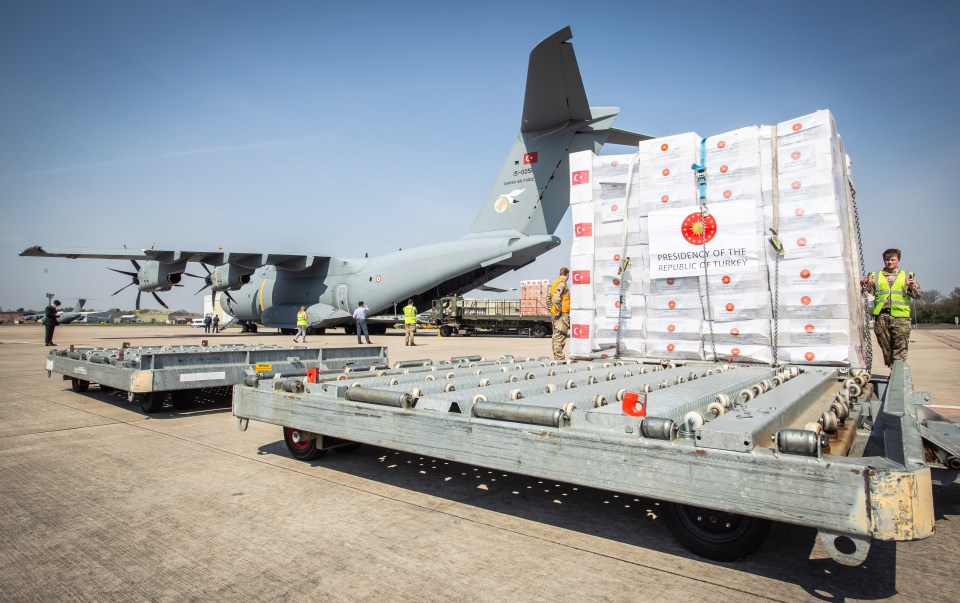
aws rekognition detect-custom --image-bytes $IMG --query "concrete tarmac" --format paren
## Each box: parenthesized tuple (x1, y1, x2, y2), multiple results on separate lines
(1, 324, 958, 602)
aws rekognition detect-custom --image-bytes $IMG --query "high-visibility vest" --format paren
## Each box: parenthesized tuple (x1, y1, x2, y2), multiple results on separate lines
(403, 304, 418, 325)
(873, 270, 911, 318)
(549, 277, 570, 315)
(296, 310, 308, 326)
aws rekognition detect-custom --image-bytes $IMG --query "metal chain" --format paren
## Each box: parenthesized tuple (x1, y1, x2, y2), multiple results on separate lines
(850, 182, 873, 370)
(615, 257, 630, 359)
(700, 211, 717, 362)
(772, 253, 780, 366)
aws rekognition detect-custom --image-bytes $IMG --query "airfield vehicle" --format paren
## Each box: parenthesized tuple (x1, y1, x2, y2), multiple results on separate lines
(422, 296, 554, 338)
(232, 354, 956, 566)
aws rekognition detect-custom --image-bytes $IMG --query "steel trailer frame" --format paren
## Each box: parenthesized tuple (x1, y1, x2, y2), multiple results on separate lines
(233, 356, 934, 565)
(46, 344, 387, 413)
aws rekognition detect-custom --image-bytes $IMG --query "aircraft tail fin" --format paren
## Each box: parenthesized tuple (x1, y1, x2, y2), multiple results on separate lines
(468, 27, 650, 237)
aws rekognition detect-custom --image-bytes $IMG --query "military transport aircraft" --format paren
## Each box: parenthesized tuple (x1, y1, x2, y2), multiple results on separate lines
(20, 27, 648, 334)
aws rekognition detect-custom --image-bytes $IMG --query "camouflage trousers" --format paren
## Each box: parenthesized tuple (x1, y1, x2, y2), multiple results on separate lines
(874, 313, 911, 367)
(405, 324, 416, 345)
(552, 313, 570, 360)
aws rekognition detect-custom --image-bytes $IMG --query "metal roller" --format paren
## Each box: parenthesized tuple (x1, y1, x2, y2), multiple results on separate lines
(777, 429, 820, 456)
(641, 417, 678, 441)
(344, 387, 413, 409)
(472, 401, 566, 428)
(281, 378, 304, 393)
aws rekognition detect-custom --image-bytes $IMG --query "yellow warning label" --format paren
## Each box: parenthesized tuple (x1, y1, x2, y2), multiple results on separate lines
(254, 363, 273, 373)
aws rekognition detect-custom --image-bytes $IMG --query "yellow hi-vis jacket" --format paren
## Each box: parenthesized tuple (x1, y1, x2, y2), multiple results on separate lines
(296, 310, 308, 326)
(873, 269, 911, 318)
(549, 277, 570, 315)
(403, 304, 418, 325)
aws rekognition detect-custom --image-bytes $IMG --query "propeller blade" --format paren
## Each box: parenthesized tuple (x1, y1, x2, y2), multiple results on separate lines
(183, 272, 205, 279)
(152, 292, 169, 309)
(130, 259, 141, 271)
(194, 283, 211, 296)
(135, 291, 142, 311)
(200, 263, 212, 276)
(111, 282, 135, 297)
(224, 291, 236, 304)
(108, 268, 138, 277)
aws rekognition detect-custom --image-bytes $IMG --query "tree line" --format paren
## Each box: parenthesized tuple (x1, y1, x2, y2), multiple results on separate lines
(913, 287, 960, 324)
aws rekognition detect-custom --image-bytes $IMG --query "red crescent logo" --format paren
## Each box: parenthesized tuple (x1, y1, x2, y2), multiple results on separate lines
(661, 143, 669, 151)
(791, 151, 801, 160)
(720, 165, 729, 173)
(725, 303, 735, 312)
(800, 296, 812, 305)
(804, 351, 815, 361)
(730, 327, 740, 336)
(797, 237, 807, 247)
(731, 347, 741, 355)
(795, 208, 805, 217)
(721, 275, 731, 284)
(792, 123, 803, 131)
(805, 324, 815, 333)
(667, 344, 675, 352)
(666, 278, 675, 285)
(667, 300, 677, 310)
(667, 324, 676, 332)
(661, 195, 670, 203)
(791, 181, 801, 190)
(662, 168, 670, 177)
(800, 269, 811, 279)
(717, 140, 726, 149)
(723, 190, 732, 199)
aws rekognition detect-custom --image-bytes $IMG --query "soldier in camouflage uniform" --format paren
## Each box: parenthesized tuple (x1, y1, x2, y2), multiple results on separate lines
(547, 267, 570, 361)
(866, 248, 922, 367)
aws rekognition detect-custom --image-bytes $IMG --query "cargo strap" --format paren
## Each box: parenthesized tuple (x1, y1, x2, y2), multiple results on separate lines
(615, 154, 640, 359)
(691, 140, 717, 361)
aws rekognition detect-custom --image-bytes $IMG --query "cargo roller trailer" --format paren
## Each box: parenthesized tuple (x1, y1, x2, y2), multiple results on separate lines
(232, 355, 941, 565)
(45, 344, 387, 413)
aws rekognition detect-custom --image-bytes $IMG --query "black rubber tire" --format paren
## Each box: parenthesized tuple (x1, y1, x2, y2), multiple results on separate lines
(283, 427, 327, 461)
(662, 502, 771, 562)
(532, 323, 550, 338)
(138, 392, 165, 414)
(333, 442, 363, 453)
(171, 390, 195, 410)
(70, 378, 90, 392)
(439, 326, 453, 338)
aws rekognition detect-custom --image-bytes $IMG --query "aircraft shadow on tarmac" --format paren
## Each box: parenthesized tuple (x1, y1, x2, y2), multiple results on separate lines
(254, 440, 917, 600)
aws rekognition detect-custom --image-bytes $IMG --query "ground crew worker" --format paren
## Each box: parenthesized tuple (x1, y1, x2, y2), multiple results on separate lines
(547, 267, 570, 361)
(866, 248, 922, 367)
(403, 299, 418, 346)
(293, 305, 308, 343)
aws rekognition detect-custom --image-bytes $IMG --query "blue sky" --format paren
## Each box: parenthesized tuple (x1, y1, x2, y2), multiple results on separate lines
(1, 0, 956, 312)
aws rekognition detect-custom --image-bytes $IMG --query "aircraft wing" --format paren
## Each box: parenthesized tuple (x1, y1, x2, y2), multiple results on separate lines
(20, 246, 329, 272)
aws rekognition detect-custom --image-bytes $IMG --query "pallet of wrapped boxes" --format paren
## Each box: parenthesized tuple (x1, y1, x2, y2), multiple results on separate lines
(567, 109, 870, 367)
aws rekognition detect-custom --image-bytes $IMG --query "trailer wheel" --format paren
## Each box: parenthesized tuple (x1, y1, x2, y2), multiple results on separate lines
(171, 390, 195, 410)
(283, 427, 326, 461)
(662, 502, 770, 561)
(439, 326, 453, 337)
(70, 378, 90, 393)
(138, 392, 165, 414)
(532, 323, 550, 338)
